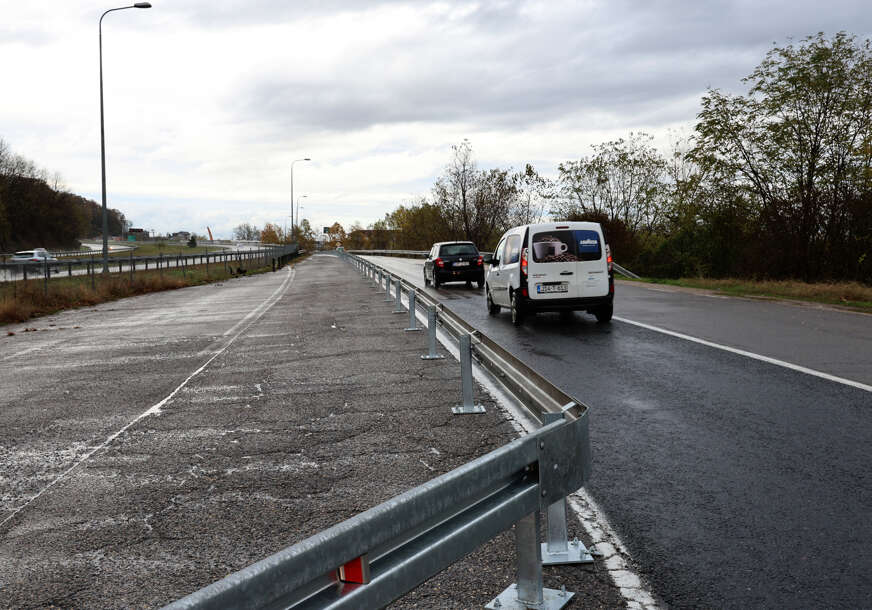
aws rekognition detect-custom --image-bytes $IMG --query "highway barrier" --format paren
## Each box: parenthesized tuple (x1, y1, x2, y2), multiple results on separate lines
(0, 245, 299, 294)
(348, 248, 641, 278)
(166, 252, 594, 609)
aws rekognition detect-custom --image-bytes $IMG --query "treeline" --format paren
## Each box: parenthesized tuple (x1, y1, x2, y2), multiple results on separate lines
(346, 32, 872, 283)
(0, 138, 127, 252)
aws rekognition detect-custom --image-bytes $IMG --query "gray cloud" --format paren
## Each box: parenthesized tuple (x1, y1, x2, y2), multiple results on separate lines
(227, 1, 872, 137)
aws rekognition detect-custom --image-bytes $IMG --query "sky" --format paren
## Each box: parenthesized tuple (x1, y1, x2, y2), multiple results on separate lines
(2, 1, 871, 239)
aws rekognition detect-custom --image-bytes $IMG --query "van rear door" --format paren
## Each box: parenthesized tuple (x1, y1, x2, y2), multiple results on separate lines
(573, 228, 609, 297)
(527, 228, 579, 300)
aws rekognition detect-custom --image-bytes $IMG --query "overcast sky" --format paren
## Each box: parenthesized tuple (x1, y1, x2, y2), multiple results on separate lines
(2, 1, 871, 239)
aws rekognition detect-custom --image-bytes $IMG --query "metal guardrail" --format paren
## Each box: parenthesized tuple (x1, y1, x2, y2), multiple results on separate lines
(612, 261, 640, 279)
(350, 249, 639, 277)
(167, 253, 593, 610)
(348, 249, 428, 258)
(349, 249, 495, 263)
(0, 245, 298, 287)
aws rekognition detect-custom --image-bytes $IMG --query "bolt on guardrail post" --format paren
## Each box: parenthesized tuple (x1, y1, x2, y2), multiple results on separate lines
(453, 334, 486, 414)
(405, 290, 422, 332)
(540, 409, 595, 566)
(421, 305, 445, 360)
(384, 275, 393, 301)
(393, 279, 405, 313)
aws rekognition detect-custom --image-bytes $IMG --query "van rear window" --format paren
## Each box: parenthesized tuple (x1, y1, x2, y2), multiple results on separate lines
(531, 230, 601, 262)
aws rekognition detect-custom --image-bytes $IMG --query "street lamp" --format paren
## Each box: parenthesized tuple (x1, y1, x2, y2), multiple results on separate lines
(99, 2, 152, 273)
(290, 157, 310, 241)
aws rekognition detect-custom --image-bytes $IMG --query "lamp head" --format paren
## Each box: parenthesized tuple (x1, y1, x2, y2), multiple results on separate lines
(134, 2, 152, 8)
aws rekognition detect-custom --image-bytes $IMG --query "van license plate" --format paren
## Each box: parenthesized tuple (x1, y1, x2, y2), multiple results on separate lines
(537, 283, 568, 294)
(454, 261, 469, 267)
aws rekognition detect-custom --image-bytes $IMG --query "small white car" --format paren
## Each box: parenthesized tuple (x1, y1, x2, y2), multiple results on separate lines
(485, 222, 613, 325)
(10, 248, 58, 263)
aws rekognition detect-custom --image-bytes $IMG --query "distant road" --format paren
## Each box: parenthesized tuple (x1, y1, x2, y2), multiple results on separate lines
(365, 254, 872, 609)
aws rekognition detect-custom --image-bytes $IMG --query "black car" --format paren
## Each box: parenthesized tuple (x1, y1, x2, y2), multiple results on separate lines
(424, 241, 484, 289)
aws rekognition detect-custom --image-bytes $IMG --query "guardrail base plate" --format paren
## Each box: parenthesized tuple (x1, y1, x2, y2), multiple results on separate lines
(421, 354, 446, 360)
(540, 541, 595, 565)
(404, 327, 423, 332)
(452, 404, 486, 414)
(485, 584, 575, 609)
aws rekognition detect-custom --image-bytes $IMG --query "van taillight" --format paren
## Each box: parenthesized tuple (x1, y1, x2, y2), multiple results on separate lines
(476, 255, 483, 266)
(606, 246, 613, 272)
(520, 248, 528, 276)
(434, 257, 444, 268)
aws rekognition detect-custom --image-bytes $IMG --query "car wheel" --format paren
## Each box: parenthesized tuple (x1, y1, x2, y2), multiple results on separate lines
(476, 279, 484, 289)
(510, 291, 525, 326)
(559, 310, 574, 322)
(595, 302, 613, 323)
(487, 286, 500, 315)
(433, 275, 441, 289)
(466, 281, 472, 289)
(424, 273, 430, 287)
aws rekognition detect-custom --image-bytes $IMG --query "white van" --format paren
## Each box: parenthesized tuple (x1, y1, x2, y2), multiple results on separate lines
(484, 222, 613, 325)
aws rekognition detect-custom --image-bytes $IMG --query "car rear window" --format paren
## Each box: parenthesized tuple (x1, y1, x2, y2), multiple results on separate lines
(439, 244, 478, 256)
(15, 252, 35, 257)
(531, 230, 602, 262)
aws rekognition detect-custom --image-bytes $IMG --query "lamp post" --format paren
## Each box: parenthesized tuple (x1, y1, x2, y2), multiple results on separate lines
(99, 2, 152, 273)
(290, 157, 310, 241)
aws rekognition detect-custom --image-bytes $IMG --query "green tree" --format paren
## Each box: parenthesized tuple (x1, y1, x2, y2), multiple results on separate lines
(693, 31, 872, 281)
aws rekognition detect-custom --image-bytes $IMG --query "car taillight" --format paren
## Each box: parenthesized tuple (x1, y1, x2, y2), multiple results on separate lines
(606, 245, 613, 272)
(520, 248, 528, 277)
(435, 257, 444, 268)
(476, 255, 483, 266)
(31, 258, 40, 261)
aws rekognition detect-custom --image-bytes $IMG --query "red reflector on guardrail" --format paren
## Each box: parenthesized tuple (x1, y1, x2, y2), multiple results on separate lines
(338, 554, 370, 584)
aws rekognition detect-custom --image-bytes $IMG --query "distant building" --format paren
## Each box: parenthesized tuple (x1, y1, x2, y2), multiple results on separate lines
(170, 231, 191, 241)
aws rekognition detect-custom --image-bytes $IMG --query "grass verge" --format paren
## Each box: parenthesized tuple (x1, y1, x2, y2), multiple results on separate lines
(620, 276, 872, 311)
(1, 256, 305, 326)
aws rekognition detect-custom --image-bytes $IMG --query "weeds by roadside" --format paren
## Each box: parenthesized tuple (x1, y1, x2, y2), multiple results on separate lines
(621, 276, 872, 311)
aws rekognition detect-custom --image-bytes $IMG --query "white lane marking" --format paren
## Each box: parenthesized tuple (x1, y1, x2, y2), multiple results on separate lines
(614, 316, 872, 393)
(0, 267, 295, 531)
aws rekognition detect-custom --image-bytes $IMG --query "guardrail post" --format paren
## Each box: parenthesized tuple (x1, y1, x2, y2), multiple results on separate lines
(487, 509, 575, 609)
(404, 290, 422, 332)
(384, 275, 393, 302)
(452, 334, 486, 414)
(421, 305, 445, 360)
(539, 410, 595, 567)
(393, 279, 404, 313)
(43, 262, 48, 296)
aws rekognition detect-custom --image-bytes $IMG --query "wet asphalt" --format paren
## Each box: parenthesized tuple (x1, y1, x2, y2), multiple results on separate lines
(367, 255, 872, 610)
(0, 255, 625, 609)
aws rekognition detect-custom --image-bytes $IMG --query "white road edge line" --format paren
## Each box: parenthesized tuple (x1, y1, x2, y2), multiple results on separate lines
(614, 315, 872, 393)
(0, 266, 296, 531)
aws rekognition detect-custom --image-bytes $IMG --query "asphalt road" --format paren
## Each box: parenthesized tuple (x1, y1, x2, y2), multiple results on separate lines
(365, 255, 872, 609)
(0, 255, 626, 609)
